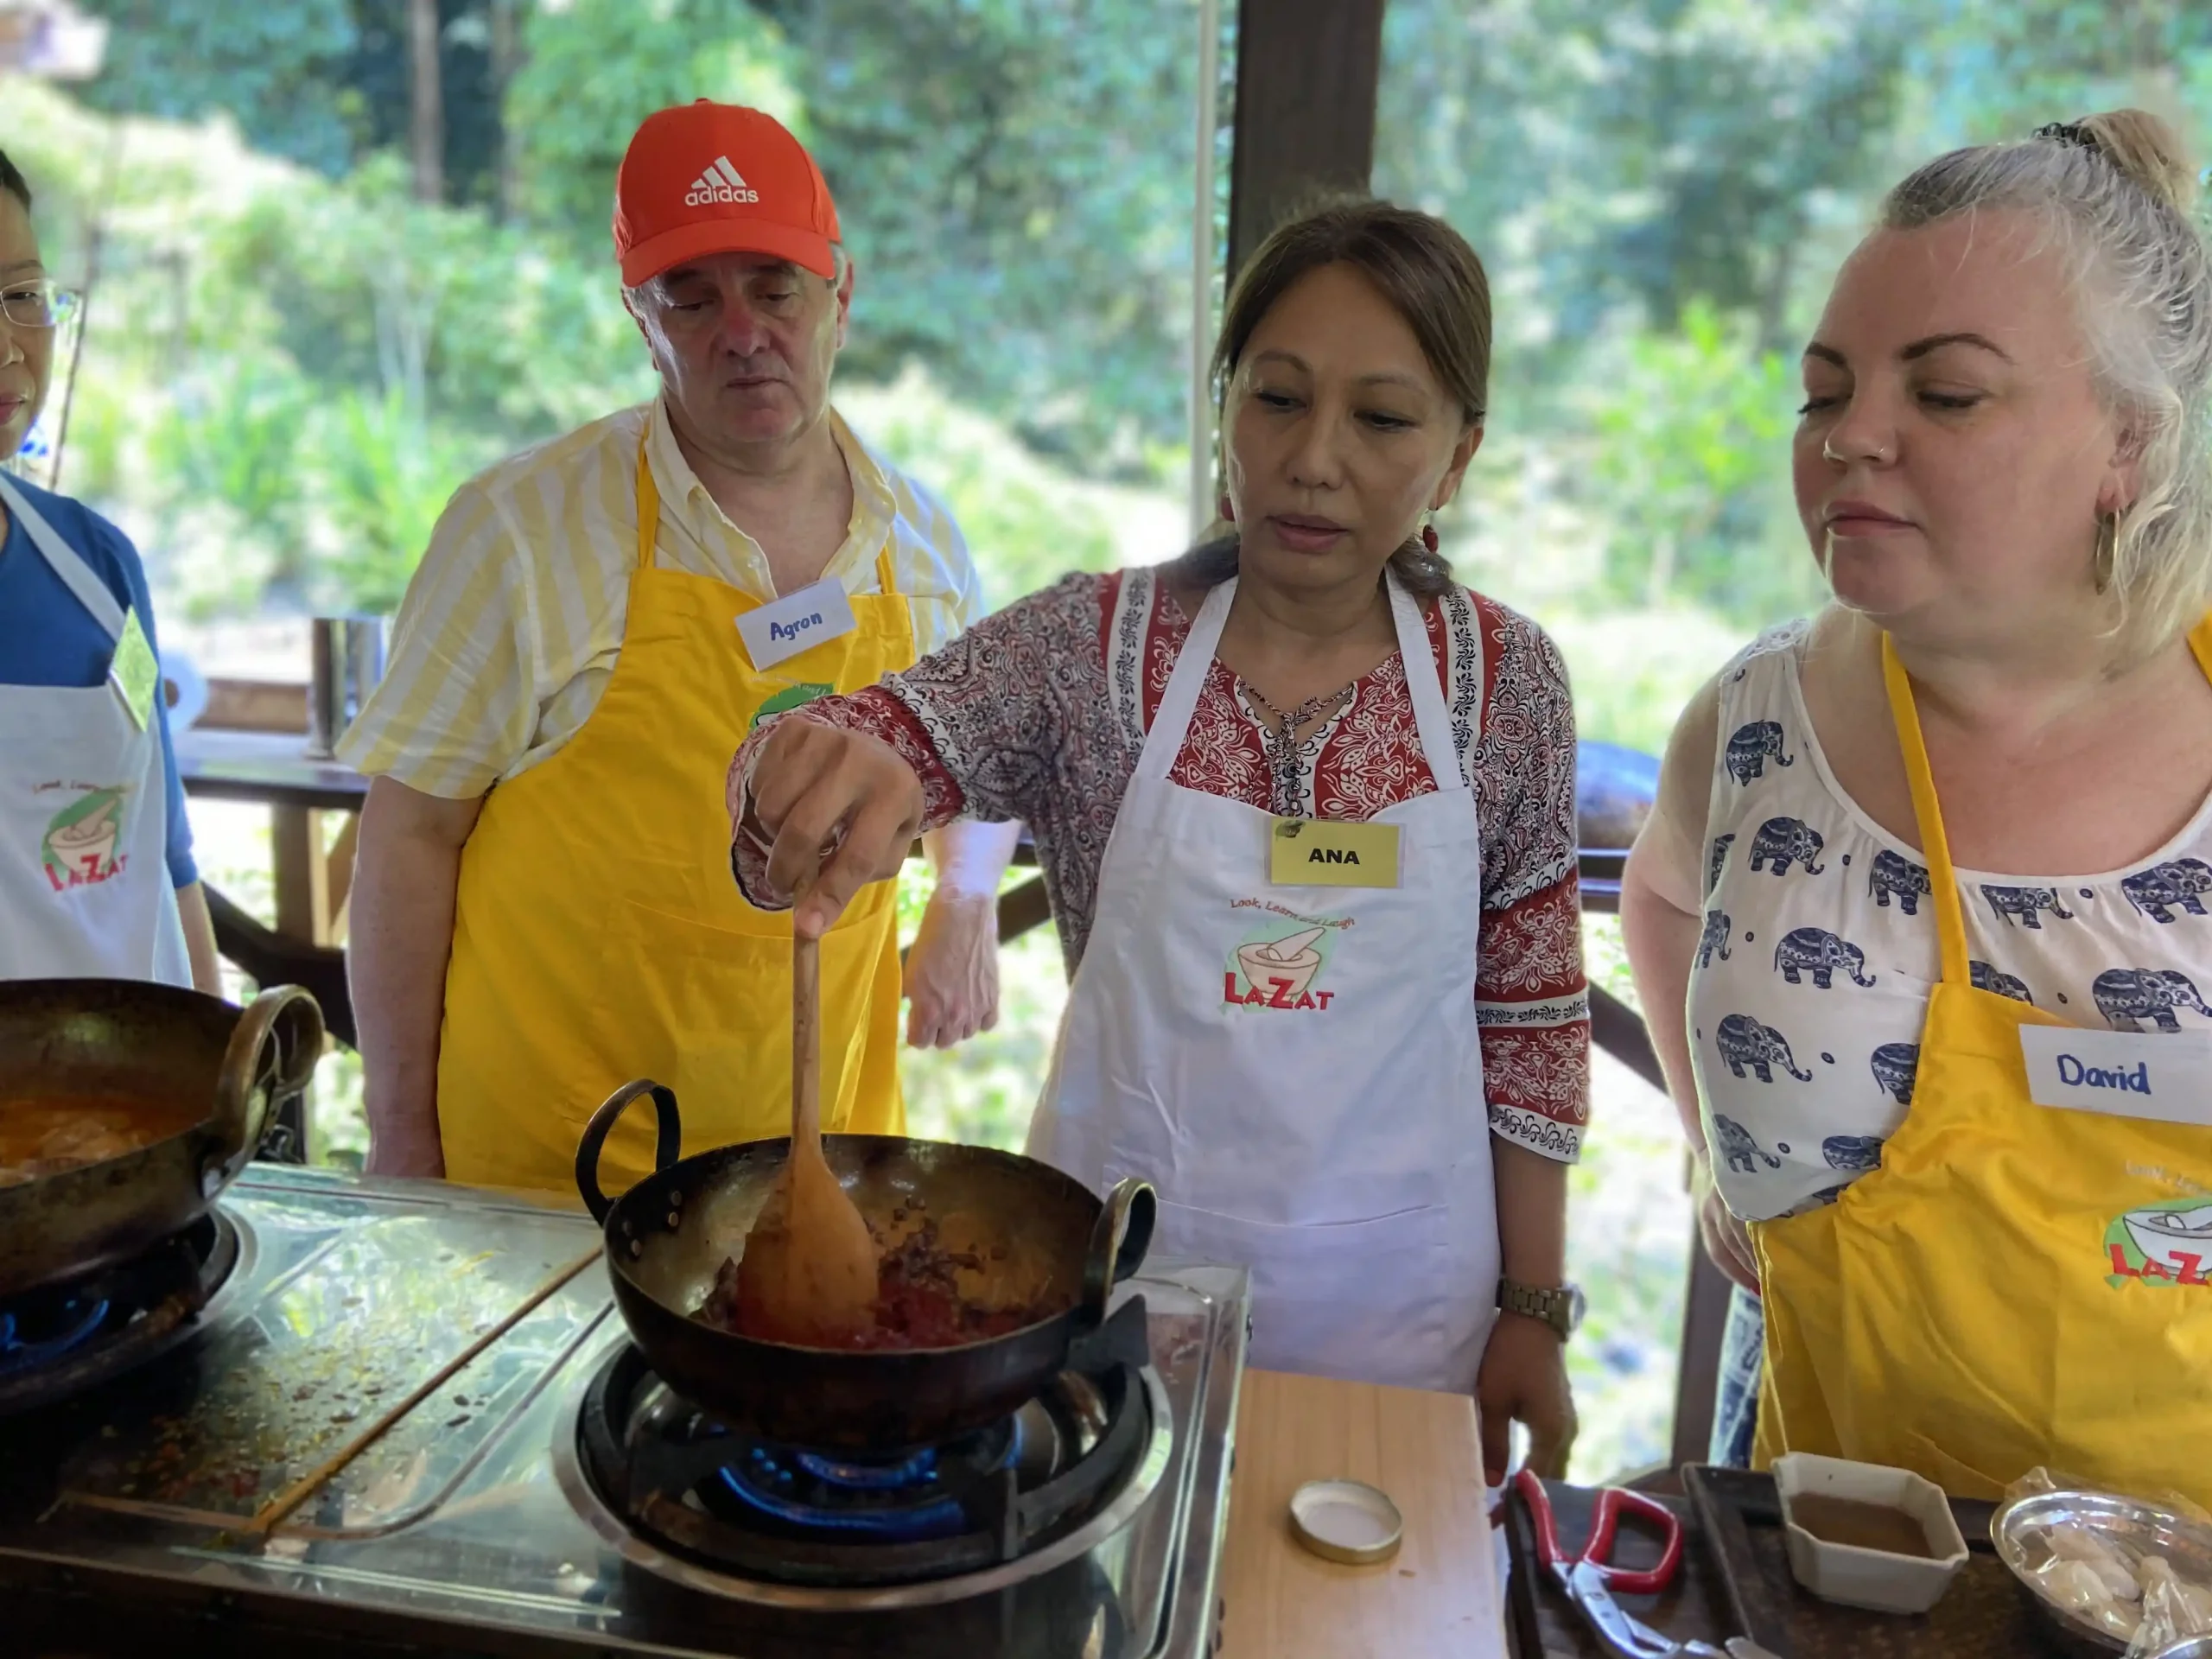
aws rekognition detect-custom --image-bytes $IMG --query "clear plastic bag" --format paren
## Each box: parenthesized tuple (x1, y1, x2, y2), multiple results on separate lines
(2002, 1468, 2212, 1658)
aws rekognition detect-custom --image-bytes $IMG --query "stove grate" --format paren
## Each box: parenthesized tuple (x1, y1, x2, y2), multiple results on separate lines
(576, 1294, 1159, 1588)
(0, 1211, 240, 1416)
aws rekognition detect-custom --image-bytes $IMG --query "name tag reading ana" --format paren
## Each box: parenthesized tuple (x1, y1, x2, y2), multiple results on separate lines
(2019, 1025, 2212, 1125)
(1268, 817, 1401, 888)
(736, 576, 859, 671)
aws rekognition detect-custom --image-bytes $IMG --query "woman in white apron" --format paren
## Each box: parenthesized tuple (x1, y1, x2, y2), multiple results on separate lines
(0, 149, 216, 990)
(729, 200, 1590, 1483)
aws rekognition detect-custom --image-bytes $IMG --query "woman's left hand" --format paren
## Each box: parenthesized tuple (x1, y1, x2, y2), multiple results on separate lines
(1477, 1312, 1578, 1485)
(903, 889, 1001, 1047)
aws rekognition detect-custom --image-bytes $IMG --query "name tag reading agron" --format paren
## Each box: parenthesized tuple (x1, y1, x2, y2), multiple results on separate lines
(736, 576, 860, 671)
(2020, 1025, 2212, 1125)
(1268, 817, 1401, 888)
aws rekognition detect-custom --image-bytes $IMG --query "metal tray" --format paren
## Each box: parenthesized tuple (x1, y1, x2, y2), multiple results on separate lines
(1681, 1465, 2037, 1658)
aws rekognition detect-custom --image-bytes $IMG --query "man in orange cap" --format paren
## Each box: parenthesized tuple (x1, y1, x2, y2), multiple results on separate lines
(342, 102, 1019, 1192)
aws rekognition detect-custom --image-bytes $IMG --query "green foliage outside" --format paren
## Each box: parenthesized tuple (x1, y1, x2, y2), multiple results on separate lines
(1373, 0, 2212, 730)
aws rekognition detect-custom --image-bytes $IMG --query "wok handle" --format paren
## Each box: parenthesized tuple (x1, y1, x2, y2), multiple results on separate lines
(213, 985, 324, 1183)
(1080, 1177, 1157, 1326)
(575, 1079, 682, 1224)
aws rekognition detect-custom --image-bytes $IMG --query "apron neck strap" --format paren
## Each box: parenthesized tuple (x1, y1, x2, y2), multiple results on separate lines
(1387, 575, 1462, 783)
(634, 429, 660, 574)
(634, 424, 899, 600)
(1136, 567, 1458, 793)
(1138, 575, 1233, 783)
(0, 470, 126, 640)
(1879, 632, 1973, 987)
(1884, 612, 2212, 987)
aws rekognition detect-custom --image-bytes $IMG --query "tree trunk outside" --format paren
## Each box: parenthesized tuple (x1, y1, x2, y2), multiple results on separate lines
(408, 0, 445, 206)
(490, 0, 522, 223)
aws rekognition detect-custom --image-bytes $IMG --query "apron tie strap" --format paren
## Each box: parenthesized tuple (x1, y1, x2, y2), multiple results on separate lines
(1878, 633, 1973, 988)
(635, 427, 661, 574)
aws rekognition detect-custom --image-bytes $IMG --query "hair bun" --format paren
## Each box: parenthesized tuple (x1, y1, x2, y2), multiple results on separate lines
(2075, 108, 2198, 215)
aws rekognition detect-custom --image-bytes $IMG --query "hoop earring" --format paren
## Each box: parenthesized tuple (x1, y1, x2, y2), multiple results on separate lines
(2094, 511, 2119, 594)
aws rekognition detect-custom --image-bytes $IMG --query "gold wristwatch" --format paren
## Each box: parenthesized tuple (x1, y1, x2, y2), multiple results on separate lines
(1497, 1278, 1586, 1340)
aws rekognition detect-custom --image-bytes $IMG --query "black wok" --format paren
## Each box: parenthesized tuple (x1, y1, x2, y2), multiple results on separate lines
(576, 1078, 1155, 1452)
(0, 980, 323, 1299)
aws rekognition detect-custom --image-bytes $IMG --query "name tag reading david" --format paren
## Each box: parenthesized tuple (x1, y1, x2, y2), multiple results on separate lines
(736, 577, 858, 671)
(1268, 817, 1401, 888)
(2020, 1025, 2212, 1125)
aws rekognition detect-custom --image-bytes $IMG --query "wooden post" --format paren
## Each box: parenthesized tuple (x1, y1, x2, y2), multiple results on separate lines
(1671, 1242, 1738, 1472)
(489, 0, 522, 223)
(271, 805, 336, 947)
(324, 813, 362, 944)
(1224, 0, 1387, 285)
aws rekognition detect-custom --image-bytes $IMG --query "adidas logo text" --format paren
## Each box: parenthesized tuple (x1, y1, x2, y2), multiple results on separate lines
(685, 155, 760, 207)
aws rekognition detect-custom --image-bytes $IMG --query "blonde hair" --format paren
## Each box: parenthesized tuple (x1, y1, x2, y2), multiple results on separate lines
(1882, 109, 2212, 660)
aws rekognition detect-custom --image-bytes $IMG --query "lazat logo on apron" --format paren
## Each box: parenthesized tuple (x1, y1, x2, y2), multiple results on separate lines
(748, 681, 835, 733)
(1221, 899, 1354, 1011)
(37, 783, 130, 891)
(2107, 1194, 2212, 1287)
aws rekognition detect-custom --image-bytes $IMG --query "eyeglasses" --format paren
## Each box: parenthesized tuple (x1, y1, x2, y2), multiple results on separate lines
(0, 278, 80, 330)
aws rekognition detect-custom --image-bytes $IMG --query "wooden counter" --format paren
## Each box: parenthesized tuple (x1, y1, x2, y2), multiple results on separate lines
(1220, 1369, 1504, 1657)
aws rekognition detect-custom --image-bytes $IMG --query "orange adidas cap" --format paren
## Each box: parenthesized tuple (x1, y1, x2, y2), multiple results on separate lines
(613, 101, 842, 288)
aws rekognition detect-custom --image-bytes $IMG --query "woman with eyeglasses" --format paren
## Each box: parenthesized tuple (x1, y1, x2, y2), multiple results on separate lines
(0, 148, 219, 991)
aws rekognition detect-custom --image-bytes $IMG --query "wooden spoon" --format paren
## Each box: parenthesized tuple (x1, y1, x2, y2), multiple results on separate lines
(734, 873, 880, 1346)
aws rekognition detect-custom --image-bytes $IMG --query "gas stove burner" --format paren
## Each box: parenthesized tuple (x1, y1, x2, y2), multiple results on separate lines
(558, 1294, 1180, 1610)
(0, 1208, 248, 1417)
(705, 1417, 1014, 1541)
(696, 1364, 1118, 1547)
(0, 1294, 111, 1376)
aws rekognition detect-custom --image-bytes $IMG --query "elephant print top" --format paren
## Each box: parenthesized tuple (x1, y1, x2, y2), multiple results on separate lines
(1688, 622, 2212, 1220)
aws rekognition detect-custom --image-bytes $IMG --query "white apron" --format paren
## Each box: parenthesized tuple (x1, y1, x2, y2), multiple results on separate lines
(0, 473, 190, 985)
(1028, 571, 1499, 1390)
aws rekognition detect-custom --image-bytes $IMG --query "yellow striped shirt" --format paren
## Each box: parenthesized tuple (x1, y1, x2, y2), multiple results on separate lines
(338, 396, 983, 798)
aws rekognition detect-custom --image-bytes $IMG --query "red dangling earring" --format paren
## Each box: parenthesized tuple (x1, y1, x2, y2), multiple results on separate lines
(1218, 495, 1235, 524)
(1421, 522, 1440, 554)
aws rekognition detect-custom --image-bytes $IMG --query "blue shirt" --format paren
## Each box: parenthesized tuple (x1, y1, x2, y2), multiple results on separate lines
(0, 476, 197, 887)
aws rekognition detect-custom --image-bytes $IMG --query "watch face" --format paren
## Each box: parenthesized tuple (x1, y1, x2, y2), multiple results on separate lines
(1566, 1285, 1588, 1333)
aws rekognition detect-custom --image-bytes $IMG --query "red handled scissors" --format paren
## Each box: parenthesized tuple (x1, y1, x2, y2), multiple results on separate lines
(1513, 1468, 1749, 1659)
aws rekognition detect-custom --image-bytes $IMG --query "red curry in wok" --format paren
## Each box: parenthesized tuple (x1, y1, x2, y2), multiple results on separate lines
(0, 1096, 170, 1187)
(696, 1192, 1071, 1351)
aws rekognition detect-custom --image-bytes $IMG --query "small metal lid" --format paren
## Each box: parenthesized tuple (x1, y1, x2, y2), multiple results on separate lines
(1288, 1478, 1404, 1566)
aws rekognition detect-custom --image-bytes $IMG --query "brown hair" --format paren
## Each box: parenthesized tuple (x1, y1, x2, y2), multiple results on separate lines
(1178, 197, 1493, 598)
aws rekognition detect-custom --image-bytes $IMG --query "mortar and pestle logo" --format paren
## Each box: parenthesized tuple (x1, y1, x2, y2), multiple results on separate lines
(1234, 925, 1330, 1000)
(41, 786, 127, 887)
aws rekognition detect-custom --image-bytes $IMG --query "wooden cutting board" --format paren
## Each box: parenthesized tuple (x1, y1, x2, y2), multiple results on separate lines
(1218, 1369, 1505, 1657)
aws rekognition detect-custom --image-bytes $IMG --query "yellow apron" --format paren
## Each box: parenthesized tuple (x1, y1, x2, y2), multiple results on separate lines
(1751, 615, 2212, 1505)
(435, 435, 913, 1193)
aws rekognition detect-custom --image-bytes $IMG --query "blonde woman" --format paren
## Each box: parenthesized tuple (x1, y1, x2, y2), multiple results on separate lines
(1624, 111, 2212, 1502)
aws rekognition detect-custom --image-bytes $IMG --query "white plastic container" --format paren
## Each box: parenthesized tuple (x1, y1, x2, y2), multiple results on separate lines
(1773, 1452, 1971, 1614)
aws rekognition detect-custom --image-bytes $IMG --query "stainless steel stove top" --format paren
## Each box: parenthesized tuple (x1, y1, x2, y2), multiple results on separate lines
(0, 1165, 1249, 1658)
